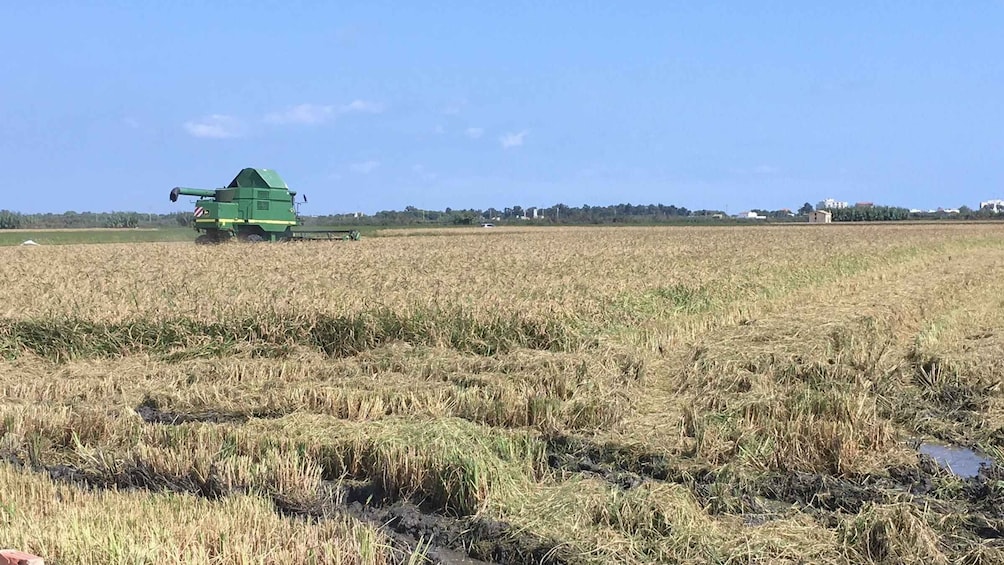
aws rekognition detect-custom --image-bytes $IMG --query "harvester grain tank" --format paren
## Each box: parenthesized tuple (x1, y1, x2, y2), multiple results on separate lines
(169, 168, 360, 244)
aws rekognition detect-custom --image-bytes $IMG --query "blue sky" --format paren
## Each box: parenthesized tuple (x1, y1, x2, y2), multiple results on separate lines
(1, 1, 1002, 215)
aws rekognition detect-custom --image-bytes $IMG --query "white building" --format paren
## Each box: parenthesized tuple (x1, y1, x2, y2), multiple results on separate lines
(808, 210, 832, 224)
(980, 199, 1004, 212)
(736, 211, 766, 220)
(817, 198, 849, 210)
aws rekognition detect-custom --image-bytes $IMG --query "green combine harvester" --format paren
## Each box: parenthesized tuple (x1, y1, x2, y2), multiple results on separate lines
(169, 168, 360, 244)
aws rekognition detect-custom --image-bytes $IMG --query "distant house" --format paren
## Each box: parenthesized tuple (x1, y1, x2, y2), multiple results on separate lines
(817, 198, 848, 209)
(736, 211, 766, 220)
(808, 210, 832, 224)
(980, 199, 1004, 212)
(855, 202, 874, 208)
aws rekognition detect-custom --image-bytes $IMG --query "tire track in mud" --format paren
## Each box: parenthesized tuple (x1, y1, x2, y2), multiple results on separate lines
(3, 440, 569, 565)
(545, 433, 1004, 541)
(128, 405, 573, 562)
(36, 459, 567, 564)
(128, 404, 1004, 552)
(135, 404, 255, 425)
(283, 482, 565, 565)
(545, 433, 687, 485)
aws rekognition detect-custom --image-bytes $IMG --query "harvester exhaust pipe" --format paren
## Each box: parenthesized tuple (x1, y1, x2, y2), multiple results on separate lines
(169, 187, 180, 202)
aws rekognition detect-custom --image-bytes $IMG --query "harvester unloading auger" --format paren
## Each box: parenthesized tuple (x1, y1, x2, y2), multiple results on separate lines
(169, 168, 360, 244)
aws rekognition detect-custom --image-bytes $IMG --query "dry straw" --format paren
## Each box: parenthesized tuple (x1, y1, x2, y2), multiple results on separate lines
(1, 223, 1003, 563)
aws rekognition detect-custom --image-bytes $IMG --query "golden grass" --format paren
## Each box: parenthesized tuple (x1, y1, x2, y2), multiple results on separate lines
(2, 223, 1004, 563)
(0, 464, 395, 564)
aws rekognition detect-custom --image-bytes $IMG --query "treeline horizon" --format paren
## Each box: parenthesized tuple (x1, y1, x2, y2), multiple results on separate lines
(0, 201, 998, 230)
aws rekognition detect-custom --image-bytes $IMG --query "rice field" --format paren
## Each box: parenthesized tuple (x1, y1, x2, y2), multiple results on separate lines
(2, 223, 1004, 564)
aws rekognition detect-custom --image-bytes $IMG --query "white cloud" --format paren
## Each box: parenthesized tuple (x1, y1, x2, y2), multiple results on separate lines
(349, 160, 380, 174)
(465, 127, 484, 139)
(340, 100, 384, 114)
(262, 100, 384, 126)
(264, 104, 335, 125)
(183, 114, 243, 139)
(499, 130, 528, 149)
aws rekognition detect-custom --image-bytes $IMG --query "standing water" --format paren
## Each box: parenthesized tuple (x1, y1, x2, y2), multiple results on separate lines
(918, 442, 994, 478)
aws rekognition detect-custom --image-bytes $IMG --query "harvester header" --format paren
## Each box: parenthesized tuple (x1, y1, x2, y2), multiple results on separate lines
(168, 168, 359, 244)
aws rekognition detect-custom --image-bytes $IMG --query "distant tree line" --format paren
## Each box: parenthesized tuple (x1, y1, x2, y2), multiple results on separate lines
(821, 205, 912, 222)
(0, 210, 23, 229)
(817, 204, 999, 222)
(0, 210, 192, 229)
(296, 201, 1004, 226)
(304, 203, 700, 226)
(2, 201, 1003, 231)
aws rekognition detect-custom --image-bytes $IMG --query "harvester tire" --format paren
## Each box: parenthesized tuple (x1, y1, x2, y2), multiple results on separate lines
(195, 234, 214, 245)
(245, 234, 265, 243)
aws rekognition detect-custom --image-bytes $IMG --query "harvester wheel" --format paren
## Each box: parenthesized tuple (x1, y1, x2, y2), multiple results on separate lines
(245, 234, 265, 243)
(195, 234, 214, 245)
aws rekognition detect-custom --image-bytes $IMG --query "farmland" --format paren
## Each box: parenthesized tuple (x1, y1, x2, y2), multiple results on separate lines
(0, 228, 194, 247)
(1, 223, 1003, 564)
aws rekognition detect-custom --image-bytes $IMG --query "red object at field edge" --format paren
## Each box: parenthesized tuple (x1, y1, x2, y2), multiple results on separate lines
(0, 550, 44, 565)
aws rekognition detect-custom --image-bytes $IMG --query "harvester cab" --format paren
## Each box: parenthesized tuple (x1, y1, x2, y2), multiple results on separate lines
(169, 168, 359, 244)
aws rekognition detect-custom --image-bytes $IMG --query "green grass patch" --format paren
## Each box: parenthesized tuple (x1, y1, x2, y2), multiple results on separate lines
(0, 228, 195, 246)
(0, 309, 586, 361)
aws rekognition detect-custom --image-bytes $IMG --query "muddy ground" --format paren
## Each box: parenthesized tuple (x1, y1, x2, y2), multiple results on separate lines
(6, 407, 1003, 564)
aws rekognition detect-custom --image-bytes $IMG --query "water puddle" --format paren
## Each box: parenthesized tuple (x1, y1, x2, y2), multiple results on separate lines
(918, 442, 993, 478)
